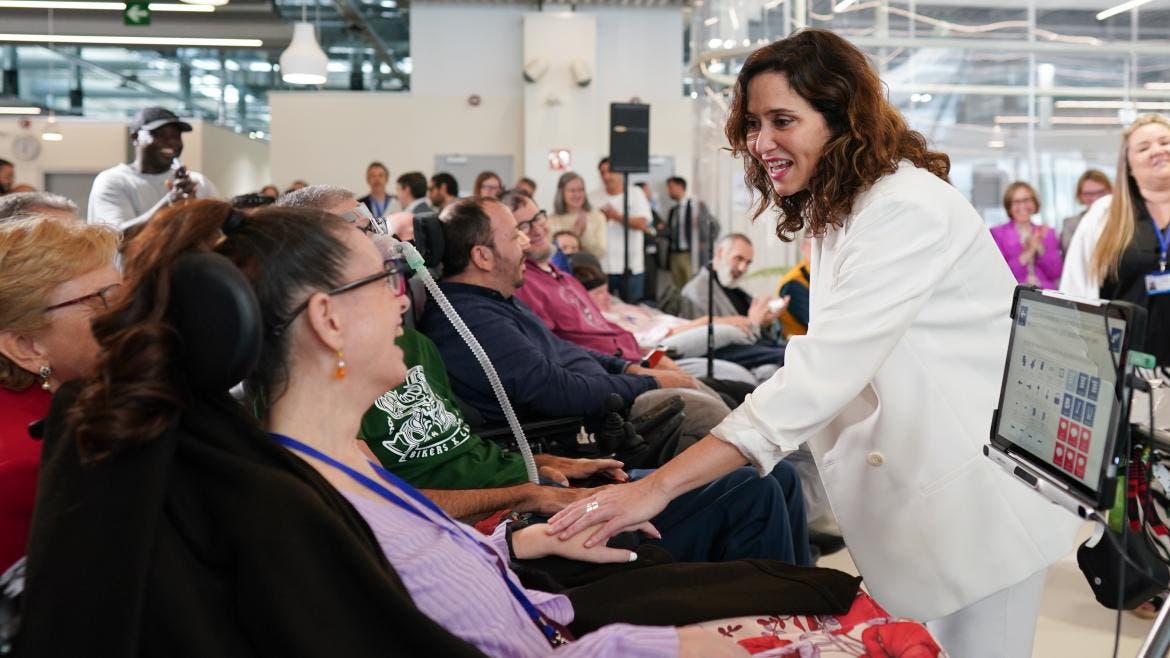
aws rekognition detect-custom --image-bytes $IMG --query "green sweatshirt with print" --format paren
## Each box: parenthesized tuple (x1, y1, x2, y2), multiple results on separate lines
(359, 328, 527, 489)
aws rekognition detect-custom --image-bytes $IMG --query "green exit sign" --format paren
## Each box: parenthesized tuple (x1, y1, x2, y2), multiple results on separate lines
(124, 2, 150, 26)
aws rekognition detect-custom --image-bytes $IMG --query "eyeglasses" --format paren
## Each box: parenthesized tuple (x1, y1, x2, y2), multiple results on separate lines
(44, 283, 121, 313)
(339, 203, 383, 235)
(271, 264, 405, 337)
(517, 210, 548, 233)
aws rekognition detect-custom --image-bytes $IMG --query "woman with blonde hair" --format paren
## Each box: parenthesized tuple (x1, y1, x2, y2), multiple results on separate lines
(548, 171, 607, 258)
(1061, 114, 1170, 366)
(0, 217, 120, 573)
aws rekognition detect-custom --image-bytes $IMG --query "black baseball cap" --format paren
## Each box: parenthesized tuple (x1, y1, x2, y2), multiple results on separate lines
(129, 107, 193, 134)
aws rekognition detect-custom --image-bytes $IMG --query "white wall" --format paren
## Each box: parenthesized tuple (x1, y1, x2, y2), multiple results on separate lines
(411, 4, 525, 99)
(0, 117, 269, 200)
(0, 117, 128, 190)
(522, 12, 599, 203)
(269, 4, 694, 211)
(197, 124, 273, 199)
(267, 92, 525, 195)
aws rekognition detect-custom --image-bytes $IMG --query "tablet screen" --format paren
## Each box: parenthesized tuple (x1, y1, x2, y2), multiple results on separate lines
(996, 291, 1125, 493)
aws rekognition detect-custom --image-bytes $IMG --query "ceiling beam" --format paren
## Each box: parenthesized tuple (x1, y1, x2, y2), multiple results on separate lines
(330, 0, 408, 86)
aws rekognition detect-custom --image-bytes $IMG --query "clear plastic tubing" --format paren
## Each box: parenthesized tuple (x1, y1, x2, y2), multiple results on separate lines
(381, 238, 539, 484)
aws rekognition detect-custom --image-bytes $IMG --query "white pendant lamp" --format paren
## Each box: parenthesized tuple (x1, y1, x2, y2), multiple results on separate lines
(41, 9, 63, 141)
(279, 1, 327, 86)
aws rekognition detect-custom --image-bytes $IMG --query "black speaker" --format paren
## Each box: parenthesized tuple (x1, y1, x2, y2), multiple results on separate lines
(609, 103, 650, 173)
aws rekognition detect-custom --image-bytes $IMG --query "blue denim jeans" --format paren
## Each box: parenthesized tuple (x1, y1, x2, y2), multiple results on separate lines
(629, 460, 811, 566)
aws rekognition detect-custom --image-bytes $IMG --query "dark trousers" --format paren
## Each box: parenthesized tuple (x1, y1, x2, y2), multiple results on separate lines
(714, 343, 786, 370)
(632, 460, 811, 566)
(607, 273, 645, 303)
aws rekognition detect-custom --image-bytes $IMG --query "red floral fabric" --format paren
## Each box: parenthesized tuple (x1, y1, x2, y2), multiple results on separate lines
(697, 592, 946, 658)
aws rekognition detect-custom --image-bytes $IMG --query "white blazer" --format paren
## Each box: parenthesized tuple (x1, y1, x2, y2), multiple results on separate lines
(712, 163, 1080, 621)
(1059, 194, 1114, 299)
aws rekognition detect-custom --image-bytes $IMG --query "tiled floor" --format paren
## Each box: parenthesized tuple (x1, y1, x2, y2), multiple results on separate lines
(816, 522, 1158, 657)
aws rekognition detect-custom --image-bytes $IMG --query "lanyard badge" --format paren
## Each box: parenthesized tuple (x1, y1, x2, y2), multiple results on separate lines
(1148, 216, 1170, 296)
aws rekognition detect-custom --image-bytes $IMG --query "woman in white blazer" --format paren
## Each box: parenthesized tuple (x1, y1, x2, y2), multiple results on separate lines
(549, 29, 1080, 658)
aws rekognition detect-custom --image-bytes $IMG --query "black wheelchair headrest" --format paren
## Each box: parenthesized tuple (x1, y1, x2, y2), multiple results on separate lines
(168, 252, 263, 394)
(412, 212, 445, 270)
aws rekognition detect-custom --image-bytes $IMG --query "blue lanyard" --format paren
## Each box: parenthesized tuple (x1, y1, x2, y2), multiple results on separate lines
(1151, 216, 1170, 272)
(271, 433, 570, 647)
(369, 196, 389, 219)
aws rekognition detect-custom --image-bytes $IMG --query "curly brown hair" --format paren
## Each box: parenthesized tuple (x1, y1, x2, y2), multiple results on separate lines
(69, 199, 351, 462)
(725, 28, 950, 241)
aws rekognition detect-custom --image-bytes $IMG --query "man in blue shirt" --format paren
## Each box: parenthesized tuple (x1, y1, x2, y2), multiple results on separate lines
(419, 196, 812, 565)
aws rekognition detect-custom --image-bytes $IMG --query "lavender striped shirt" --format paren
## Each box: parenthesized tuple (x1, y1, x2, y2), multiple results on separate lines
(342, 491, 679, 657)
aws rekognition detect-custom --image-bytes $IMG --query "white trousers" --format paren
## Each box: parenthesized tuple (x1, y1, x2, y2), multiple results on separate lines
(926, 568, 1048, 658)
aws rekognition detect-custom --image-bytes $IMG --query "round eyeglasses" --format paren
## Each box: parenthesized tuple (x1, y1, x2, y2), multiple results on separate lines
(516, 210, 548, 233)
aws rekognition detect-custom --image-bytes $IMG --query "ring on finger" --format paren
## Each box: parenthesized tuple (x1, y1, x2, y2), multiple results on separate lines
(584, 501, 600, 513)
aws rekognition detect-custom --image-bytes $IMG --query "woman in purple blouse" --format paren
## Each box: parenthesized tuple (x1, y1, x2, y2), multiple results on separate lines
(990, 181, 1063, 288)
(158, 201, 743, 657)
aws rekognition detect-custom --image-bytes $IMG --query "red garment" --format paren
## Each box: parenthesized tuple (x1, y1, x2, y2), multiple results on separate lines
(514, 260, 641, 360)
(0, 386, 50, 571)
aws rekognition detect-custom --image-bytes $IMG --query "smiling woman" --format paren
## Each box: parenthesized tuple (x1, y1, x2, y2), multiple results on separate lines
(548, 28, 1082, 658)
(0, 216, 119, 573)
(724, 29, 948, 240)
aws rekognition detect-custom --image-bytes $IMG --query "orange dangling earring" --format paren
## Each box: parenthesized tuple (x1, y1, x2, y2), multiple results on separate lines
(334, 350, 348, 380)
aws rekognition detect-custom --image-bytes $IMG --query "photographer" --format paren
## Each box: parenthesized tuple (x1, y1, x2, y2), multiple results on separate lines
(87, 107, 219, 233)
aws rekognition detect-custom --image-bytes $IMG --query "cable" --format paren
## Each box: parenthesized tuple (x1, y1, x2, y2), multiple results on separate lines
(376, 238, 539, 484)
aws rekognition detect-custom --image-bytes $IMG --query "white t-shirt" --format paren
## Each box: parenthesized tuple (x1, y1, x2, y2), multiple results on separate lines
(87, 163, 220, 231)
(588, 187, 650, 275)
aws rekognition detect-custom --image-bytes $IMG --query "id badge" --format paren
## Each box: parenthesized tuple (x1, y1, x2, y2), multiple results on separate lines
(1146, 270, 1170, 296)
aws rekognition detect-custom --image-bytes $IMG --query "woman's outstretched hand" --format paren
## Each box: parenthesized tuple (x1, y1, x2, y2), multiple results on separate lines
(546, 477, 670, 548)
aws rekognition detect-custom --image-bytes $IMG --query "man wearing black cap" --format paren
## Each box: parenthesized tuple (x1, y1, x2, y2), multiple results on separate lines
(87, 106, 219, 231)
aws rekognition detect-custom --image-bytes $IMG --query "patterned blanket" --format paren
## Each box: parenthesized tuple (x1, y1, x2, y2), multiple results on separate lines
(698, 591, 947, 657)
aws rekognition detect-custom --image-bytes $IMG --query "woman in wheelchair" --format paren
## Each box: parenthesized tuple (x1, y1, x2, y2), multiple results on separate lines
(18, 199, 744, 657)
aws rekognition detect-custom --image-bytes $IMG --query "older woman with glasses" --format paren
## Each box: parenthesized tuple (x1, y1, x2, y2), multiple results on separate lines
(0, 216, 120, 573)
(19, 198, 743, 657)
(990, 181, 1062, 288)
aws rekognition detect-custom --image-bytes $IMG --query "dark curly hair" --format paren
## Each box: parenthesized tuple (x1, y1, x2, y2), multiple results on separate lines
(725, 28, 950, 241)
(69, 199, 351, 461)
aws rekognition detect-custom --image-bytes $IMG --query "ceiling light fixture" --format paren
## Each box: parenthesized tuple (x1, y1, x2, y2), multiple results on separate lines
(41, 8, 63, 142)
(994, 115, 1037, 125)
(278, 0, 328, 86)
(1051, 116, 1121, 125)
(0, 33, 261, 46)
(1144, 82, 1170, 91)
(1096, 0, 1153, 21)
(179, 0, 227, 7)
(0, 106, 42, 114)
(0, 1, 213, 11)
(833, 0, 859, 12)
(1055, 100, 1170, 110)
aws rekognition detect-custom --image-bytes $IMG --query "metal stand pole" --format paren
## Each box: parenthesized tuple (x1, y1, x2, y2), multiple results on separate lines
(621, 171, 631, 302)
(705, 211, 716, 380)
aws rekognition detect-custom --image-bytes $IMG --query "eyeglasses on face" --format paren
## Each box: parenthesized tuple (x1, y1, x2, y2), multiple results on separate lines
(44, 283, 122, 313)
(517, 210, 548, 233)
(271, 264, 405, 337)
(339, 203, 384, 234)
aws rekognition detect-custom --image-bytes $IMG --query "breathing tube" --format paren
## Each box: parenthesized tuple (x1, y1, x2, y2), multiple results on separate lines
(374, 236, 540, 484)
